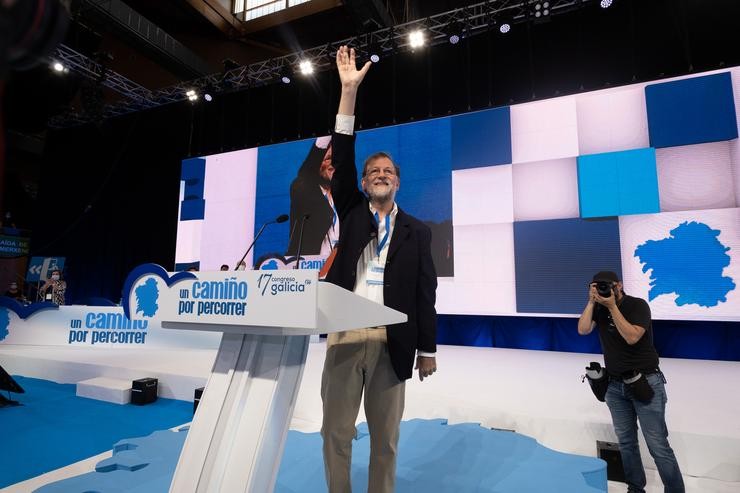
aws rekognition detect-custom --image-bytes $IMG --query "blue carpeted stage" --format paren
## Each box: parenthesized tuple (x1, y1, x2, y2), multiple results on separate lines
(0, 376, 193, 489)
(8, 377, 605, 492)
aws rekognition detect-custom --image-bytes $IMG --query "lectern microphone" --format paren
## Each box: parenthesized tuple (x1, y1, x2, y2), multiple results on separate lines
(234, 214, 288, 270)
(294, 214, 311, 270)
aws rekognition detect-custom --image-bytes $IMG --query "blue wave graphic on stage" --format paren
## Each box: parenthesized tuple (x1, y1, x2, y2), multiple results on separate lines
(121, 264, 196, 319)
(135, 278, 160, 317)
(0, 297, 59, 321)
(0, 308, 9, 341)
(635, 221, 735, 307)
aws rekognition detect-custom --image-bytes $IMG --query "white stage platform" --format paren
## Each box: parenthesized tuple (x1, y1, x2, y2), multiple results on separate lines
(76, 376, 132, 404)
(1, 342, 739, 492)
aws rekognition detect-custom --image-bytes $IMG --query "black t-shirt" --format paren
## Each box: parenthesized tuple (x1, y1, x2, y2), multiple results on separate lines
(592, 294, 659, 376)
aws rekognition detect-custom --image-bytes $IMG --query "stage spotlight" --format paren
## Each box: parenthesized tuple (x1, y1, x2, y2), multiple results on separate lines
(278, 64, 293, 84)
(600, 0, 613, 8)
(299, 60, 314, 75)
(202, 84, 215, 102)
(52, 61, 64, 72)
(499, 22, 511, 34)
(186, 89, 199, 101)
(533, 1, 550, 18)
(447, 21, 462, 45)
(408, 29, 425, 49)
(279, 65, 292, 84)
(368, 42, 381, 63)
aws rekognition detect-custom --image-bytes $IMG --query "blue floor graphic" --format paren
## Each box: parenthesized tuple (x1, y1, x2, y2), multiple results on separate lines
(278, 419, 607, 493)
(0, 376, 194, 489)
(5, 377, 606, 492)
(33, 421, 606, 492)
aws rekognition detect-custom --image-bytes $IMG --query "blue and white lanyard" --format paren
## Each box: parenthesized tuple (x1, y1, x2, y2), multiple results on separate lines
(324, 192, 338, 228)
(373, 211, 390, 258)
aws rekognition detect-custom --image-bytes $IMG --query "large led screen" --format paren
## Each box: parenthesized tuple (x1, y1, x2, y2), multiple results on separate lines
(176, 67, 740, 321)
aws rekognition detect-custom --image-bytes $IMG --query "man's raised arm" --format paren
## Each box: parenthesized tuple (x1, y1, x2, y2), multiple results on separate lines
(336, 45, 370, 117)
(331, 46, 371, 217)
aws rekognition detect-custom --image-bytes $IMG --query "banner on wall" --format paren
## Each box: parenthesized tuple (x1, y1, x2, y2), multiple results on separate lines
(0, 235, 29, 257)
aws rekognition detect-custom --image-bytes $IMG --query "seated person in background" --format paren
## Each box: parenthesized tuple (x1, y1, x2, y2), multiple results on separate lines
(40, 269, 66, 305)
(220, 264, 229, 271)
(4, 281, 25, 301)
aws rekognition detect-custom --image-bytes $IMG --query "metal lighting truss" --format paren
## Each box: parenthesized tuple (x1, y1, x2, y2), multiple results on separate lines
(49, 0, 594, 127)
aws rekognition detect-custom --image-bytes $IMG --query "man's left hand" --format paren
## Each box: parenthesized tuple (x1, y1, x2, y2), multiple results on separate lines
(415, 356, 437, 382)
(593, 290, 617, 309)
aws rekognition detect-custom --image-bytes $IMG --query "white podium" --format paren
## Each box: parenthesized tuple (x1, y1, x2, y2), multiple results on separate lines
(128, 270, 406, 493)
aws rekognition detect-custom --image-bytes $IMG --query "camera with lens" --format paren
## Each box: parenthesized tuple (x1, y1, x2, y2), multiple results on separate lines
(595, 281, 615, 297)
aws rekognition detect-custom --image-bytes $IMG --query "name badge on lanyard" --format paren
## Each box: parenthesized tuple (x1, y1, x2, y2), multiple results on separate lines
(366, 259, 385, 286)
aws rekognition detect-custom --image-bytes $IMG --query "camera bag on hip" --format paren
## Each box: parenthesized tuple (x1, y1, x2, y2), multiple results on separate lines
(623, 371, 654, 403)
(584, 362, 608, 402)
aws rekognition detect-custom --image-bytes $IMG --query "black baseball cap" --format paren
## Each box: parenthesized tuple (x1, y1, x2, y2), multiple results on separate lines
(592, 271, 620, 283)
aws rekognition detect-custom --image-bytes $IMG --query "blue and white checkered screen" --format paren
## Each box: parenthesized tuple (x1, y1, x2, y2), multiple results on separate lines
(176, 68, 740, 321)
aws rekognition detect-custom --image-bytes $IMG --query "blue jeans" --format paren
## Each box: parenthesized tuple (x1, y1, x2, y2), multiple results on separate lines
(605, 372, 685, 493)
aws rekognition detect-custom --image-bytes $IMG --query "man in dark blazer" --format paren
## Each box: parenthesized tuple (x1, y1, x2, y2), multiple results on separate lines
(287, 136, 338, 256)
(320, 45, 438, 493)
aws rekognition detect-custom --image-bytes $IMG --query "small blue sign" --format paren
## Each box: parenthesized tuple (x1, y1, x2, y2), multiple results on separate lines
(26, 257, 66, 282)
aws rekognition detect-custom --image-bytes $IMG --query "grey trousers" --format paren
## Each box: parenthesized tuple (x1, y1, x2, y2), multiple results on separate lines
(321, 328, 406, 493)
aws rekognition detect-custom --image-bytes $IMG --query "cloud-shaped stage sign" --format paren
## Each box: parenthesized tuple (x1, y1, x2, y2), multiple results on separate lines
(121, 264, 197, 319)
(0, 297, 59, 320)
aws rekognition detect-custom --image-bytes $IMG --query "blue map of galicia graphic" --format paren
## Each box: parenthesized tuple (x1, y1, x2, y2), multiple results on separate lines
(635, 221, 735, 307)
(135, 278, 160, 317)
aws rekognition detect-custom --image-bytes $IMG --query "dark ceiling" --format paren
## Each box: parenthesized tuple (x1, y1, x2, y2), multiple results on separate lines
(2, 0, 740, 229)
(4, 0, 740, 134)
(3, 1, 512, 132)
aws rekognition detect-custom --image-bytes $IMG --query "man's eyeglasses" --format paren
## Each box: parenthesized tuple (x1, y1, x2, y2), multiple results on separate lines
(366, 168, 396, 178)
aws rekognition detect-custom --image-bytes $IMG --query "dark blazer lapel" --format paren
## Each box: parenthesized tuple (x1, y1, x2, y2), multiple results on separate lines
(387, 209, 411, 261)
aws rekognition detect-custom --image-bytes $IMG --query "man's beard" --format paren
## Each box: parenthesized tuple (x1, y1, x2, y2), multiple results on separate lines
(366, 182, 394, 203)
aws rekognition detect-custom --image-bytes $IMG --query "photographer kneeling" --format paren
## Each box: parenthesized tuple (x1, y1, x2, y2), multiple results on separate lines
(578, 271, 684, 493)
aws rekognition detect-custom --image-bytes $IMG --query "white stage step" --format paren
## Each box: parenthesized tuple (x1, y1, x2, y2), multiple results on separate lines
(76, 377, 132, 404)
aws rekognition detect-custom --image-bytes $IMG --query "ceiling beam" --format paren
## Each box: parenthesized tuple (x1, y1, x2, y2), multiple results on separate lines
(184, 0, 245, 37)
(236, 0, 342, 35)
(77, 0, 214, 78)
